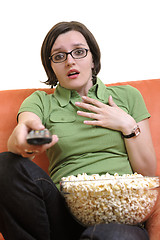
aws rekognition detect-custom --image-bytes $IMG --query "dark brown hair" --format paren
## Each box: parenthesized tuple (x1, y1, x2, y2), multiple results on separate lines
(41, 21, 101, 87)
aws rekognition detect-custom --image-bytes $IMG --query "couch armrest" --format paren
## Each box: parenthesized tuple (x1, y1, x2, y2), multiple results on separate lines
(146, 194, 160, 240)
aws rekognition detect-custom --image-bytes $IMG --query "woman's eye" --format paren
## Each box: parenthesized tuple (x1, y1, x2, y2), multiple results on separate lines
(54, 53, 65, 61)
(74, 49, 85, 56)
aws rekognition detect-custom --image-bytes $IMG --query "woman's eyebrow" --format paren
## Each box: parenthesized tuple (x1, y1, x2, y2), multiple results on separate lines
(51, 47, 62, 53)
(73, 43, 86, 47)
(51, 43, 87, 53)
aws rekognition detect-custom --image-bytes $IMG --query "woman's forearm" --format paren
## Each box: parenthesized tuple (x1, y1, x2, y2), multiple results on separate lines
(124, 119, 157, 176)
(7, 112, 44, 155)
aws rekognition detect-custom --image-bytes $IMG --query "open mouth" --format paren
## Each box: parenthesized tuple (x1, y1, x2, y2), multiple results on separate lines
(67, 70, 80, 78)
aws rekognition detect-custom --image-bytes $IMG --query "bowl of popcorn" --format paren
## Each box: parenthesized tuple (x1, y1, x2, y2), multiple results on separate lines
(60, 173, 160, 226)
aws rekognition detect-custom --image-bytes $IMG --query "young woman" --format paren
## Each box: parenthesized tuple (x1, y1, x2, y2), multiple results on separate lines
(0, 21, 156, 240)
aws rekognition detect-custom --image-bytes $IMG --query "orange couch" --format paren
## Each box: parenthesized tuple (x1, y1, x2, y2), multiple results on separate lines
(0, 79, 160, 240)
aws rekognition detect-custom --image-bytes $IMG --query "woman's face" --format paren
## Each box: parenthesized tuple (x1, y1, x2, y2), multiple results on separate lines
(50, 30, 94, 96)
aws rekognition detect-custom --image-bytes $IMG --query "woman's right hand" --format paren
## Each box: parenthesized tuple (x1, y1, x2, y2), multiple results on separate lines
(7, 112, 59, 158)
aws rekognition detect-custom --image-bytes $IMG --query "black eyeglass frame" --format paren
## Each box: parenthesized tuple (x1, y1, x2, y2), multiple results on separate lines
(49, 48, 89, 63)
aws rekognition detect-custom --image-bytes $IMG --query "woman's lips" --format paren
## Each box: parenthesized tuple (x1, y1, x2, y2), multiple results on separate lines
(67, 69, 80, 79)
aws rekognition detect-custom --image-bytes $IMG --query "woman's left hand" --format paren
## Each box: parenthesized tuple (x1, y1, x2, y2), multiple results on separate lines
(75, 96, 136, 135)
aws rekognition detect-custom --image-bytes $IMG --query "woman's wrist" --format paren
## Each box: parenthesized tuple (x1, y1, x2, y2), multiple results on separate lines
(120, 118, 137, 135)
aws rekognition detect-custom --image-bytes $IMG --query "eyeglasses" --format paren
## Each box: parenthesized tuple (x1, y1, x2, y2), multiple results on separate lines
(49, 48, 89, 63)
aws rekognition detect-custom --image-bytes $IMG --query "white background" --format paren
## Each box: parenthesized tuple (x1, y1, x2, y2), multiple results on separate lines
(0, 0, 160, 90)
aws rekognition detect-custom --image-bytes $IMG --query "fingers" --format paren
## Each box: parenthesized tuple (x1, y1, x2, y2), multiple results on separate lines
(48, 135, 59, 147)
(77, 96, 103, 107)
(75, 95, 119, 128)
(108, 95, 117, 107)
(75, 95, 117, 110)
(21, 149, 40, 158)
(75, 96, 104, 113)
(83, 120, 102, 126)
(25, 120, 45, 131)
(81, 96, 102, 106)
(75, 96, 104, 122)
(75, 101, 99, 113)
(77, 110, 99, 120)
(75, 95, 113, 119)
(16, 122, 58, 156)
(21, 134, 59, 158)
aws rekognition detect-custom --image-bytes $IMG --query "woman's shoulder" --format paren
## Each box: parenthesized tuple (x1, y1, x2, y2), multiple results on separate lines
(106, 84, 141, 98)
(107, 84, 139, 91)
(28, 90, 55, 101)
(31, 89, 55, 97)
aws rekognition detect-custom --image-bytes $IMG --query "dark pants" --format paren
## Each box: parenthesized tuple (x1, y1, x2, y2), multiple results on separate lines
(0, 152, 149, 240)
(80, 223, 149, 240)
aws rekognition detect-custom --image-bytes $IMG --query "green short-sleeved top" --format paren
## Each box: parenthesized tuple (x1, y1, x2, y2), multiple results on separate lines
(19, 78, 150, 188)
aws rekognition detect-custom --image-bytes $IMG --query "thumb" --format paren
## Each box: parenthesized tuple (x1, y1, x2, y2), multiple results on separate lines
(25, 119, 45, 131)
(108, 95, 117, 107)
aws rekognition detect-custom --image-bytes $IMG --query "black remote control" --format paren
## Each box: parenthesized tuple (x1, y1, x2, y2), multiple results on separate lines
(26, 129, 52, 145)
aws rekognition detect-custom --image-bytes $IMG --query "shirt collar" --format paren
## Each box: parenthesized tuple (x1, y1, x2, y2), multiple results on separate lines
(92, 78, 107, 101)
(54, 78, 107, 107)
(54, 84, 71, 107)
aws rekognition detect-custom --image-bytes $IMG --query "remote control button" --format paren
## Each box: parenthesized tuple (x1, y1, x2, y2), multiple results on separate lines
(26, 129, 52, 145)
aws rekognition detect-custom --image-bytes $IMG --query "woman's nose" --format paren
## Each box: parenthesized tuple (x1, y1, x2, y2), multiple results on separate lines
(65, 54, 76, 66)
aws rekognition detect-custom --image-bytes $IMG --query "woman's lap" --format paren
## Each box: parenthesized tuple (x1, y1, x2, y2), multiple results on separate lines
(0, 152, 149, 240)
(80, 223, 149, 240)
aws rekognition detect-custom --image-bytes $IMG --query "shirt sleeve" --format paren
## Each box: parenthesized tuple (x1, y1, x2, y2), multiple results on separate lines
(126, 85, 150, 123)
(18, 91, 46, 124)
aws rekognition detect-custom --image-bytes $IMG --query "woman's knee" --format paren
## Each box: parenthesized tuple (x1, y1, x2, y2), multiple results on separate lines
(0, 152, 26, 189)
(0, 152, 22, 176)
(0, 152, 45, 194)
(0, 151, 47, 180)
(0, 151, 54, 196)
